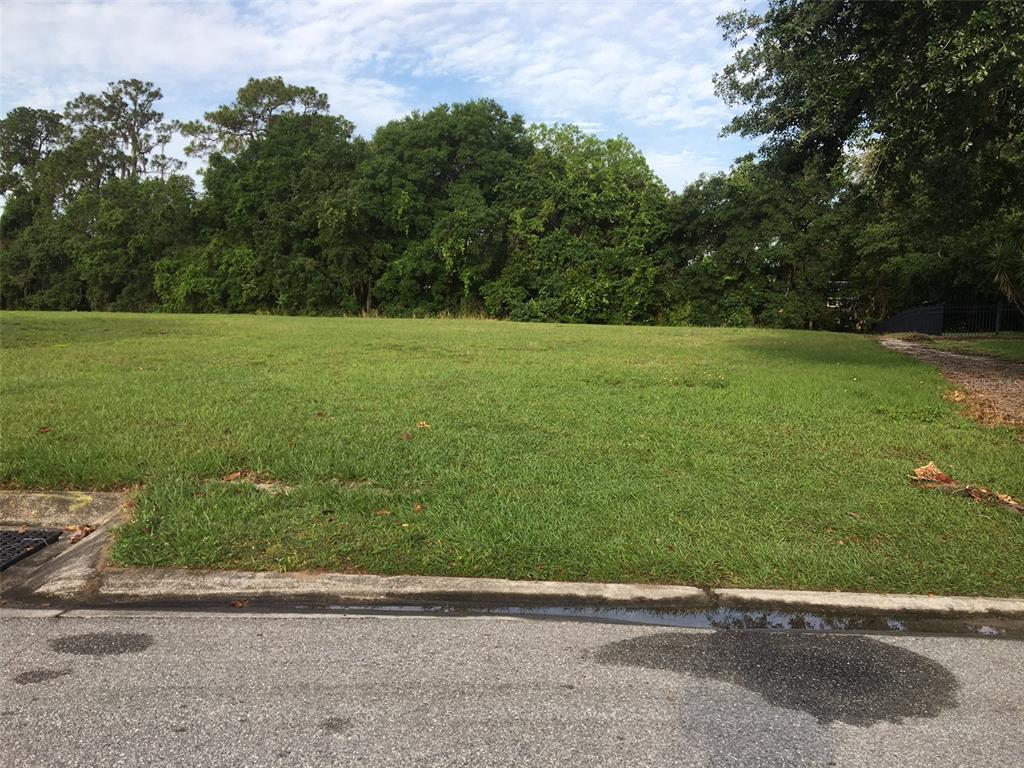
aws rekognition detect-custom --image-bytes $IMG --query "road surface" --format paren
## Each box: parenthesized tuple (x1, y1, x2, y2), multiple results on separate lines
(2, 609, 1021, 767)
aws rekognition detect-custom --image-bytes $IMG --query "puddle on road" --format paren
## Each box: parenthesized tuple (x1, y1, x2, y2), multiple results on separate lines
(321, 716, 353, 734)
(50, 632, 153, 656)
(305, 603, 1022, 639)
(12, 668, 72, 685)
(594, 631, 959, 726)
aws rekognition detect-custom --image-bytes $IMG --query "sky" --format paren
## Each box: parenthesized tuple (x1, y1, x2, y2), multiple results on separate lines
(0, 0, 759, 191)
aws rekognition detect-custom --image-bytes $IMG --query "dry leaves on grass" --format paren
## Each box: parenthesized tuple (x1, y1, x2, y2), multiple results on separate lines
(910, 462, 1024, 516)
(218, 469, 292, 495)
(882, 338, 1024, 428)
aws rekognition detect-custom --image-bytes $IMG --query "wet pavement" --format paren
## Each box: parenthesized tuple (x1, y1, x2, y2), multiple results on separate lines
(594, 631, 958, 726)
(2, 610, 1022, 767)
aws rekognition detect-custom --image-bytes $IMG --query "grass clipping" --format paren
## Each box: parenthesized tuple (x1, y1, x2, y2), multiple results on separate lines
(911, 462, 1024, 516)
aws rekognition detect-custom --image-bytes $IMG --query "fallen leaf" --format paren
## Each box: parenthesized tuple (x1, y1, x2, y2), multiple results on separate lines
(412, 503, 424, 513)
(402, 432, 412, 442)
(911, 461, 955, 485)
(62, 524, 95, 543)
(37, 426, 51, 434)
(230, 600, 249, 609)
(417, 421, 432, 430)
(374, 508, 391, 516)
(910, 462, 1024, 516)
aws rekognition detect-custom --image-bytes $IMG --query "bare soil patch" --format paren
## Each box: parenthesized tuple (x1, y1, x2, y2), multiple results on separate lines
(881, 338, 1024, 428)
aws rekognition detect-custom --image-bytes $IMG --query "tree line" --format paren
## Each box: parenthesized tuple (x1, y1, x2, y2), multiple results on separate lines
(2, 1, 1021, 328)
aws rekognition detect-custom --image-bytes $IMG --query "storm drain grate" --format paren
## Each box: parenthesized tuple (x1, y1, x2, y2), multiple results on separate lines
(0, 528, 63, 571)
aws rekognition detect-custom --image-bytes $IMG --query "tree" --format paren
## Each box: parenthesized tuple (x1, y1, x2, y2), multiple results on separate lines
(987, 220, 1024, 314)
(668, 156, 855, 328)
(68, 175, 196, 310)
(714, 0, 1024, 314)
(0, 208, 84, 310)
(716, 2, 1023, 184)
(363, 99, 534, 313)
(1, 82, 192, 311)
(0, 107, 65, 195)
(64, 79, 179, 179)
(161, 111, 362, 313)
(179, 76, 329, 157)
(316, 168, 390, 314)
(485, 124, 670, 323)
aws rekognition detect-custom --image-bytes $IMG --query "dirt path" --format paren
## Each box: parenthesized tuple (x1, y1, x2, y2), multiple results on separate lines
(880, 338, 1024, 428)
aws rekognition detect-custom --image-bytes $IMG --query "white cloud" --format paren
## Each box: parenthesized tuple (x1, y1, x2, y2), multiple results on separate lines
(415, 1, 739, 131)
(0, 1, 419, 125)
(0, 0, 752, 177)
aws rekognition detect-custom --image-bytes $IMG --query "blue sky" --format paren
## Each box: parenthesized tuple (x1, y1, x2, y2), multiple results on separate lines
(1, 0, 759, 190)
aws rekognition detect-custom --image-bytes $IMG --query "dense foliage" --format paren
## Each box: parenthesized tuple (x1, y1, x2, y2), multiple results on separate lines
(2, 2, 1021, 328)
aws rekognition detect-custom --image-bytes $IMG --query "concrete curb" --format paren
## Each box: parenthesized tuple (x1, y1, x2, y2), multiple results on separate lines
(97, 568, 711, 608)
(92, 566, 1024, 619)
(4, 492, 1023, 620)
(714, 588, 1024, 618)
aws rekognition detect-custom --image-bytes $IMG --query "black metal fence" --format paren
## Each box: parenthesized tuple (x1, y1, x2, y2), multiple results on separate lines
(875, 302, 1024, 336)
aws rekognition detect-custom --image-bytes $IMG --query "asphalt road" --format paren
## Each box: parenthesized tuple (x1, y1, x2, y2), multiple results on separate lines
(2, 610, 1022, 767)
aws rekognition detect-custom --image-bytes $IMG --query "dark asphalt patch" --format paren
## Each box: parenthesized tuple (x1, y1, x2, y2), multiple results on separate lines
(594, 631, 958, 726)
(12, 668, 72, 685)
(321, 716, 352, 734)
(50, 632, 154, 656)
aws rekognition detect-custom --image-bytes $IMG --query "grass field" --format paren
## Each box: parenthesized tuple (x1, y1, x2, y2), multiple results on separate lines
(918, 336, 1024, 363)
(2, 311, 1022, 596)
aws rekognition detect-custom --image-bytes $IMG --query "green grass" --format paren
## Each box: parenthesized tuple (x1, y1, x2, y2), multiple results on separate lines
(918, 336, 1024, 363)
(2, 311, 1022, 596)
